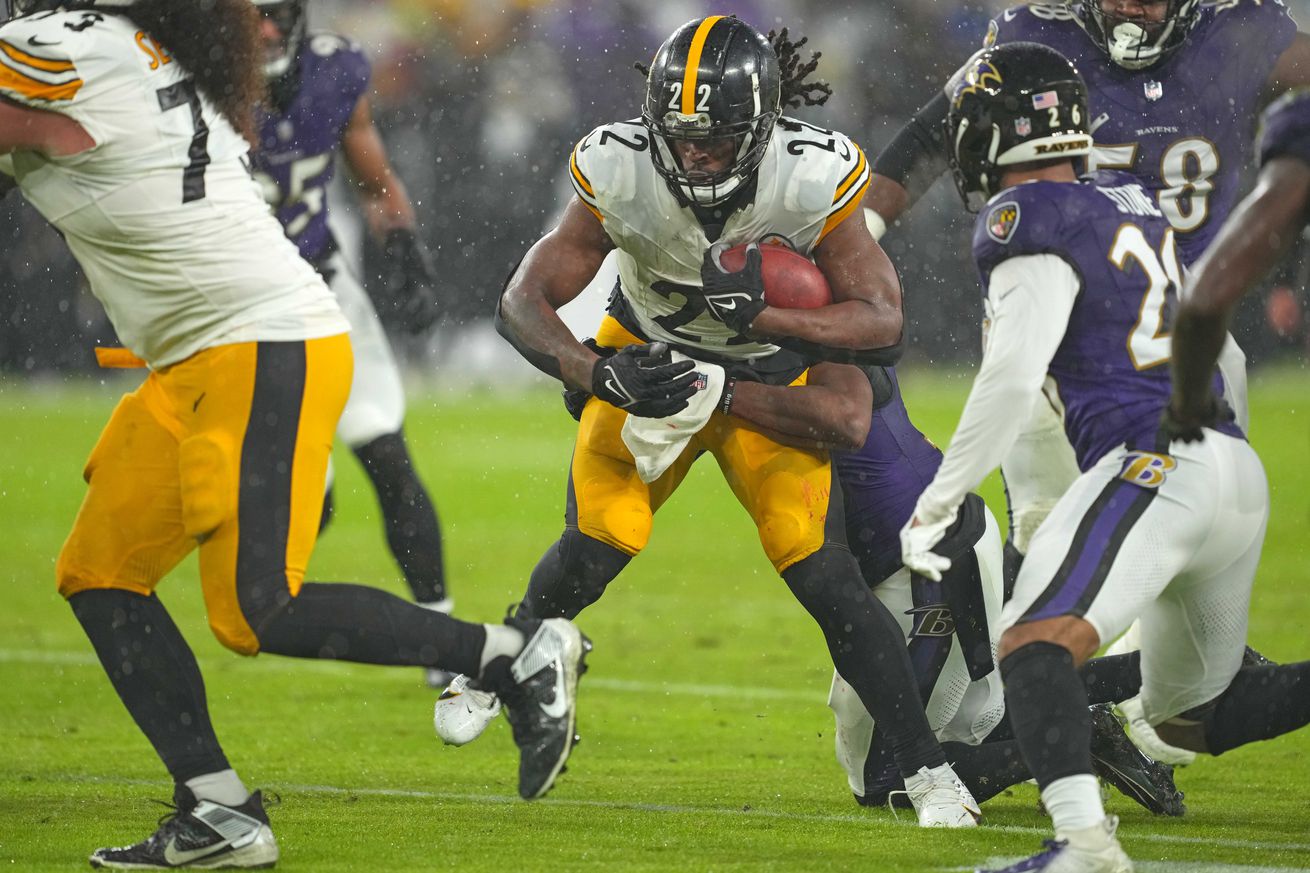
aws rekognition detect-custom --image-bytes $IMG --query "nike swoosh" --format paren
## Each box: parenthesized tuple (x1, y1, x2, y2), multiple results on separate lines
(163, 837, 230, 866)
(538, 663, 570, 720)
(27, 35, 60, 46)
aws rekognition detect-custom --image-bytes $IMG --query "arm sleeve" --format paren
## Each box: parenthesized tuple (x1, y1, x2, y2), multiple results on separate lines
(913, 254, 1080, 524)
(869, 90, 950, 203)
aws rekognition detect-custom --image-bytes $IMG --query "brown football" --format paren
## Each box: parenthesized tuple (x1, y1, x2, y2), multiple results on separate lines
(718, 242, 833, 309)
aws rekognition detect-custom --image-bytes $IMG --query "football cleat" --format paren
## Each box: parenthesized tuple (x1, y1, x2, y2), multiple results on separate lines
(418, 598, 457, 689)
(486, 617, 591, 800)
(903, 763, 981, 827)
(1115, 695, 1197, 767)
(89, 787, 278, 870)
(433, 673, 502, 746)
(1088, 704, 1185, 817)
(976, 816, 1133, 872)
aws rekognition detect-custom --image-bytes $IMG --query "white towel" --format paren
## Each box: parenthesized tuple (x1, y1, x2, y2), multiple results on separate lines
(621, 352, 725, 484)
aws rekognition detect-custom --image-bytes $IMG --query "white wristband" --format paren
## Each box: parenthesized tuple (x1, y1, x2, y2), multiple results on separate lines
(864, 208, 888, 242)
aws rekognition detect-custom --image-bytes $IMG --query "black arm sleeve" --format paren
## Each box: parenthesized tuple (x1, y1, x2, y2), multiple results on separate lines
(870, 91, 951, 205)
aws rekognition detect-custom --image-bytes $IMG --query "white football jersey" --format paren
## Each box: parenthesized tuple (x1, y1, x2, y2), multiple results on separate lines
(0, 9, 347, 368)
(570, 117, 869, 360)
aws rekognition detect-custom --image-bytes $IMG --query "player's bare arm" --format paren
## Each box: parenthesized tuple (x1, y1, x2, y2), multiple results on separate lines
(728, 362, 874, 451)
(0, 98, 93, 156)
(498, 199, 615, 390)
(1266, 31, 1310, 94)
(340, 95, 416, 239)
(1171, 155, 1310, 426)
(748, 211, 904, 353)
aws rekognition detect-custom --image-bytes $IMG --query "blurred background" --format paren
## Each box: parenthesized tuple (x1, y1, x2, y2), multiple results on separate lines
(2, 0, 1308, 380)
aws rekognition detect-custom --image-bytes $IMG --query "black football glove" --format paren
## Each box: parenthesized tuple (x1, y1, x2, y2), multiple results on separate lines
(591, 341, 699, 418)
(381, 228, 442, 334)
(700, 243, 767, 334)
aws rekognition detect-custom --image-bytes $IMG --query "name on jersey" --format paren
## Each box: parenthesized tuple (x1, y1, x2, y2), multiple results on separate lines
(1098, 185, 1164, 217)
(1034, 138, 1092, 156)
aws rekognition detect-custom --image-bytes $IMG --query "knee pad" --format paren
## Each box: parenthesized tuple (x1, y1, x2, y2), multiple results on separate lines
(178, 433, 236, 540)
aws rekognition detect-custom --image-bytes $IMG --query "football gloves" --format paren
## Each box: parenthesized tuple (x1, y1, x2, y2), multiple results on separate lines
(900, 506, 959, 583)
(381, 228, 442, 334)
(700, 243, 767, 334)
(591, 342, 699, 419)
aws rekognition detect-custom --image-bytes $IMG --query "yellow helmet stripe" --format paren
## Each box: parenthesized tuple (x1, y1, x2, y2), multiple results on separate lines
(681, 15, 724, 115)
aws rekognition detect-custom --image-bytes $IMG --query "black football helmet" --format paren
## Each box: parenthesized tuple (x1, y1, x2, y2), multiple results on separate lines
(1077, 0, 1200, 70)
(946, 42, 1092, 211)
(641, 15, 781, 207)
(252, 0, 306, 79)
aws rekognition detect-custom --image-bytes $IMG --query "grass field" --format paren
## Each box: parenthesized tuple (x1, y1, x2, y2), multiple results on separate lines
(1, 365, 1308, 872)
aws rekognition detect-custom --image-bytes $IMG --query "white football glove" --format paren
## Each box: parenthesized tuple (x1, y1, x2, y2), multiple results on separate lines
(899, 508, 958, 582)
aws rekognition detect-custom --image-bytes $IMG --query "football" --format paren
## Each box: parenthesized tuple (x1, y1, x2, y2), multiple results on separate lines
(718, 242, 833, 309)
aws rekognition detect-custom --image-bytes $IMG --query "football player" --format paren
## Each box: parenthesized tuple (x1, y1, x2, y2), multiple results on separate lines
(0, 0, 588, 866)
(492, 15, 981, 827)
(1169, 90, 1310, 436)
(867, 0, 1309, 626)
(901, 43, 1310, 872)
(701, 361, 1180, 816)
(250, 0, 455, 687)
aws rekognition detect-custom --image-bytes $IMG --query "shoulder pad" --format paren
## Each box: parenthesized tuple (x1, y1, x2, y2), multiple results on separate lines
(972, 182, 1074, 272)
(0, 11, 92, 108)
(772, 119, 870, 244)
(1259, 89, 1310, 168)
(305, 31, 370, 91)
(985, 3, 1078, 48)
(1199, 0, 1296, 38)
(569, 120, 651, 216)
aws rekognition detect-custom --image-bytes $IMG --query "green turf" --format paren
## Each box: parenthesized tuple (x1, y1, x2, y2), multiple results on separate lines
(1, 366, 1308, 871)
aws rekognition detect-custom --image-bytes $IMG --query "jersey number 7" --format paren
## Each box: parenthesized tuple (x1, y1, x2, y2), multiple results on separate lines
(155, 80, 209, 204)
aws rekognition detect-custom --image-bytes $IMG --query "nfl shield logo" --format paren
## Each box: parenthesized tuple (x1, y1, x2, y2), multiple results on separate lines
(1144, 80, 1164, 101)
(1015, 116, 1032, 136)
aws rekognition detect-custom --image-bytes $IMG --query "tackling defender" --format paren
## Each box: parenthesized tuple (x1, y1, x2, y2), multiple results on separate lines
(490, 15, 982, 827)
(901, 43, 1310, 872)
(250, 0, 456, 687)
(0, 0, 587, 867)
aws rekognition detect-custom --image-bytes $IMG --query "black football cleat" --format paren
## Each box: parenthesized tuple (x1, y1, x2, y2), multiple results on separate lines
(1243, 645, 1275, 667)
(1089, 703, 1185, 817)
(89, 786, 278, 869)
(488, 617, 592, 800)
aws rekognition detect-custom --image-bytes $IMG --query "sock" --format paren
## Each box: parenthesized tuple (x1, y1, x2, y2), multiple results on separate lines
(1205, 661, 1310, 755)
(69, 590, 230, 783)
(783, 546, 945, 777)
(1079, 651, 1142, 705)
(354, 432, 446, 604)
(255, 582, 485, 677)
(519, 530, 630, 620)
(185, 769, 250, 807)
(942, 739, 1033, 805)
(1001, 641, 1094, 789)
(480, 624, 525, 672)
(1040, 774, 1106, 834)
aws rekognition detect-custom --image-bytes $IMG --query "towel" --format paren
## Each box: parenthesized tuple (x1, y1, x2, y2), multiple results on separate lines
(621, 352, 725, 483)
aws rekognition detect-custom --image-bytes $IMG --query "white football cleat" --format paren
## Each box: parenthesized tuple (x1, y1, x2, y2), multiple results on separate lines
(1114, 695, 1197, 767)
(433, 673, 501, 746)
(905, 763, 981, 827)
(978, 815, 1133, 872)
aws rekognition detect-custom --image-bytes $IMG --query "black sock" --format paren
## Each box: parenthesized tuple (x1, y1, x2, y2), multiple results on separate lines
(1000, 641, 1093, 789)
(517, 530, 630, 620)
(1204, 661, 1310, 755)
(354, 431, 446, 603)
(943, 739, 1033, 804)
(254, 582, 485, 676)
(69, 590, 230, 783)
(1079, 651, 1142, 705)
(783, 546, 944, 777)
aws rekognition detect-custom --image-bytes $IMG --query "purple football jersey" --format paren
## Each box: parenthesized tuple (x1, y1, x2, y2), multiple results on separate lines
(836, 367, 944, 584)
(988, 1, 1296, 266)
(252, 33, 371, 265)
(1259, 88, 1310, 169)
(972, 171, 1243, 470)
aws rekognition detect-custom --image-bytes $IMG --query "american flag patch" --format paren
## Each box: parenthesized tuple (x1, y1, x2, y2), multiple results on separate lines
(1031, 90, 1059, 110)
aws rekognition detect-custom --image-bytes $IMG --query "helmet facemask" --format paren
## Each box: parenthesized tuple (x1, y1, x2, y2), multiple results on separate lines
(252, 0, 306, 79)
(644, 108, 777, 207)
(1079, 0, 1200, 70)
